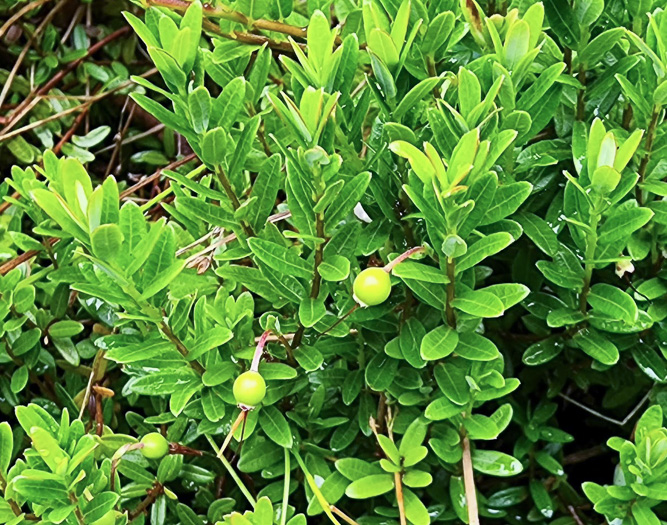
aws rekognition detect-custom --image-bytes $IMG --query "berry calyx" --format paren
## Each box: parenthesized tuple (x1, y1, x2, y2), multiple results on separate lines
(233, 371, 266, 407)
(353, 267, 392, 306)
(140, 432, 169, 459)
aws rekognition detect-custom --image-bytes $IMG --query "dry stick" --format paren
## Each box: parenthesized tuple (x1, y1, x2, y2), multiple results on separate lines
(95, 123, 165, 154)
(461, 435, 480, 525)
(330, 506, 361, 525)
(0, 0, 66, 110)
(183, 210, 291, 264)
(558, 391, 650, 427)
(0, 0, 51, 39)
(0, 68, 159, 215)
(394, 471, 407, 525)
(567, 505, 586, 525)
(443, 253, 479, 525)
(0, 238, 57, 275)
(3, 70, 154, 145)
(120, 152, 198, 199)
(216, 410, 247, 458)
(1, 25, 131, 134)
(104, 100, 137, 177)
(0, 101, 90, 144)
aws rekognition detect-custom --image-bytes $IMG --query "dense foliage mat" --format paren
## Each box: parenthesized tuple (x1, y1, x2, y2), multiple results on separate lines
(0, 0, 667, 523)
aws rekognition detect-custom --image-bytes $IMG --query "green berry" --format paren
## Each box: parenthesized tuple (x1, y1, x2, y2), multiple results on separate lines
(140, 432, 169, 459)
(233, 371, 266, 407)
(353, 267, 392, 306)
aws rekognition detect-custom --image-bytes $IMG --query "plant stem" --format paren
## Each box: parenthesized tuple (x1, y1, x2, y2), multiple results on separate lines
(146, 0, 308, 39)
(251, 330, 272, 372)
(394, 471, 407, 525)
(383, 246, 425, 273)
(215, 166, 254, 238)
(68, 493, 86, 525)
(330, 506, 361, 525)
(461, 434, 480, 525)
(636, 106, 661, 204)
(445, 257, 457, 329)
(128, 483, 164, 521)
(311, 213, 325, 300)
(320, 304, 359, 337)
(579, 211, 600, 313)
(293, 450, 341, 525)
(206, 434, 257, 508)
(292, 213, 326, 348)
(576, 64, 586, 121)
(281, 449, 290, 525)
(0, 471, 23, 516)
(217, 410, 247, 458)
(160, 321, 205, 374)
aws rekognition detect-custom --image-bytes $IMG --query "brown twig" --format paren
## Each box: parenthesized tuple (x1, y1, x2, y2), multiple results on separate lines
(147, 0, 308, 39)
(128, 482, 164, 521)
(0, 0, 67, 111)
(1, 26, 131, 133)
(0, 0, 51, 40)
(119, 153, 198, 199)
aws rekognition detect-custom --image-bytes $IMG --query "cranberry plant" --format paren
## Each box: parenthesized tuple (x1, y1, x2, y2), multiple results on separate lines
(0, 0, 667, 524)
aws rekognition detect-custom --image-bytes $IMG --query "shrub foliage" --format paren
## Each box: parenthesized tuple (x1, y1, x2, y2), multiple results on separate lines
(0, 0, 667, 524)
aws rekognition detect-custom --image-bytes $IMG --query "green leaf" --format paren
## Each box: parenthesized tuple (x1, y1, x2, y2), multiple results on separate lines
(420, 325, 459, 360)
(504, 20, 530, 69)
(598, 206, 653, 244)
(588, 283, 638, 323)
(543, 0, 581, 49)
(516, 213, 559, 256)
(424, 396, 461, 421)
(325, 172, 372, 229)
(434, 363, 469, 405)
(479, 182, 532, 226)
(523, 337, 565, 366)
(12, 476, 69, 504)
(572, 328, 619, 365)
(318, 255, 350, 281)
(188, 86, 211, 134)
(260, 405, 293, 448)
(451, 289, 504, 318)
(403, 488, 430, 525)
(249, 238, 312, 279)
(472, 450, 523, 477)
(229, 115, 261, 179)
(456, 332, 501, 361)
(389, 141, 435, 183)
(345, 474, 394, 498)
(579, 28, 625, 65)
(82, 492, 120, 523)
(299, 298, 327, 327)
(455, 232, 513, 273)
(0, 422, 12, 475)
(91, 224, 123, 263)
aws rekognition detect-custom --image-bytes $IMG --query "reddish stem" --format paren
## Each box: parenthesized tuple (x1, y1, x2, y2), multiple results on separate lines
(251, 330, 272, 372)
(383, 246, 425, 273)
